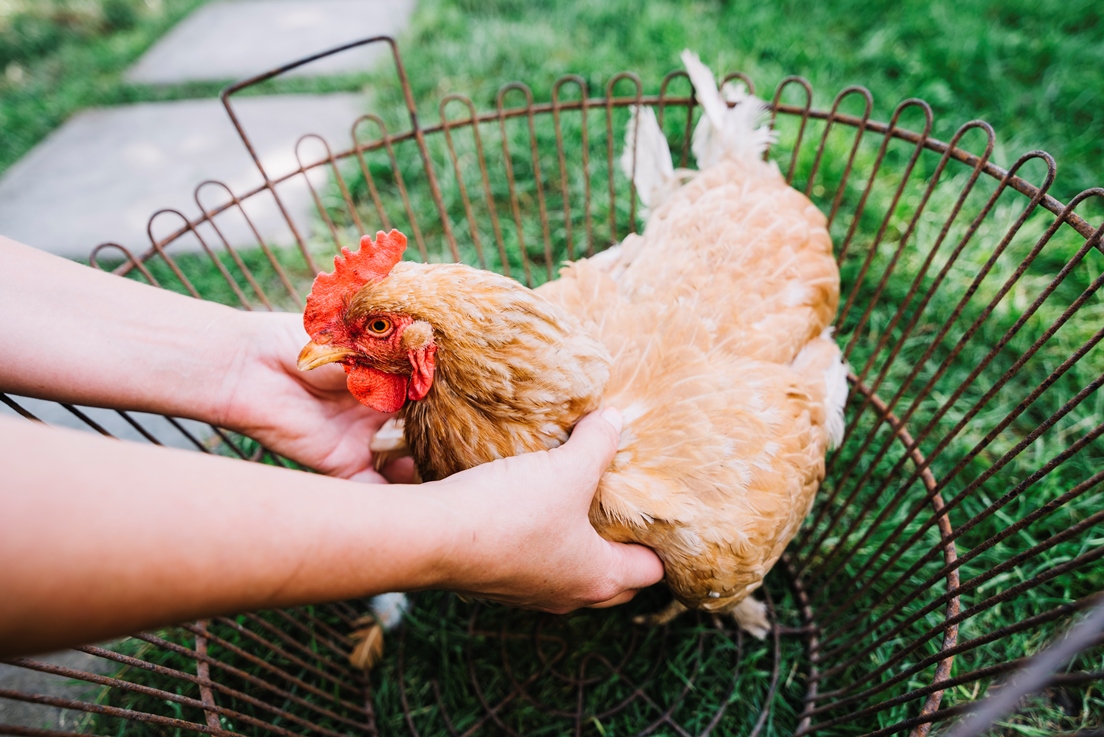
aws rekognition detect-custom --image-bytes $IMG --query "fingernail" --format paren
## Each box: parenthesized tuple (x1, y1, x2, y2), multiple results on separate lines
(600, 407, 623, 434)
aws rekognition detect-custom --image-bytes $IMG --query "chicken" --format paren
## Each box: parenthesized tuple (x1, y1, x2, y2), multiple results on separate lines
(297, 51, 846, 640)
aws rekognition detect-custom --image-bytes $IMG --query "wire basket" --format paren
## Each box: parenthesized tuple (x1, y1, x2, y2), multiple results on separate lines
(3, 37, 1103, 736)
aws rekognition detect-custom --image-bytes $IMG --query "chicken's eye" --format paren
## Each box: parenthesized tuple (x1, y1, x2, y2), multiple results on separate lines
(365, 317, 393, 336)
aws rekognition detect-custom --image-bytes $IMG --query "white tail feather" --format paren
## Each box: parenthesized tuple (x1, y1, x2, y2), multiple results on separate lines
(680, 50, 776, 169)
(790, 328, 849, 450)
(819, 328, 849, 450)
(680, 49, 728, 132)
(620, 106, 674, 211)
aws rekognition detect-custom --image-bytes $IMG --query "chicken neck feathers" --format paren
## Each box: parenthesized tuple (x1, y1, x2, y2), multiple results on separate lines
(350, 262, 611, 480)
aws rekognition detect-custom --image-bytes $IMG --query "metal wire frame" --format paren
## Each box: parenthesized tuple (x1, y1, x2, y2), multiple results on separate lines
(2, 36, 1103, 736)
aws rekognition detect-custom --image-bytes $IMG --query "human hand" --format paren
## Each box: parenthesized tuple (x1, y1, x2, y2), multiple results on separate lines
(216, 311, 413, 483)
(427, 409, 665, 613)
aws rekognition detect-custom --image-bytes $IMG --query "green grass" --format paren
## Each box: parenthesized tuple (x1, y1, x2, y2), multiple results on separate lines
(83, 588, 810, 737)
(7, 0, 1102, 197)
(10, 0, 1104, 734)
(391, 0, 1104, 203)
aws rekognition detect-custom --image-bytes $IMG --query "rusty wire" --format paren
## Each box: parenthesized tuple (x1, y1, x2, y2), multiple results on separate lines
(2, 36, 1103, 736)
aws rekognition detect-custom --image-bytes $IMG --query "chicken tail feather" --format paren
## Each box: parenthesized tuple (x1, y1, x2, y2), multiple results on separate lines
(621, 105, 675, 211)
(791, 328, 849, 450)
(823, 344, 849, 451)
(681, 50, 776, 170)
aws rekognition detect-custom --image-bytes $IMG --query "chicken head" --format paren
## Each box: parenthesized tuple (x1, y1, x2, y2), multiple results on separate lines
(296, 230, 437, 413)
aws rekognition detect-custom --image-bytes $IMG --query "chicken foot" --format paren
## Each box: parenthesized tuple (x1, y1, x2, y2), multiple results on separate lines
(631, 596, 771, 640)
(348, 593, 409, 670)
(631, 599, 687, 627)
(729, 597, 770, 640)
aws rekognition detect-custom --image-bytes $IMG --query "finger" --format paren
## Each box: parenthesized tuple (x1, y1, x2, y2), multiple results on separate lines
(380, 456, 417, 484)
(607, 541, 665, 590)
(599, 406, 624, 434)
(552, 407, 623, 485)
(346, 468, 390, 484)
(588, 589, 639, 608)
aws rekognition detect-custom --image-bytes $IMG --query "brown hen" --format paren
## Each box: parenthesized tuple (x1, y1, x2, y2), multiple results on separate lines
(297, 51, 846, 638)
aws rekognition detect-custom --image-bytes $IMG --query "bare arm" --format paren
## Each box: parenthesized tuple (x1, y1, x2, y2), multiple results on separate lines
(0, 415, 442, 655)
(0, 410, 661, 657)
(0, 236, 246, 424)
(0, 237, 663, 655)
(0, 235, 400, 481)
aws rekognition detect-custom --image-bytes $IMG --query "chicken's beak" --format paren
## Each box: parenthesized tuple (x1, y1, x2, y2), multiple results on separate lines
(297, 341, 357, 371)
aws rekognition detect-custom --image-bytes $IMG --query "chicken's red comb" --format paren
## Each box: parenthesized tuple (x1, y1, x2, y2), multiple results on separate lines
(303, 229, 408, 336)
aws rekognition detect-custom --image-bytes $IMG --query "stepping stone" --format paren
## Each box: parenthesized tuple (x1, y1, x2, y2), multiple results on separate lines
(126, 0, 415, 84)
(0, 650, 114, 730)
(0, 396, 217, 453)
(0, 93, 366, 259)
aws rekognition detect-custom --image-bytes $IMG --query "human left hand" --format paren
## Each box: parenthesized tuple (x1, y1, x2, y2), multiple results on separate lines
(215, 311, 414, 483)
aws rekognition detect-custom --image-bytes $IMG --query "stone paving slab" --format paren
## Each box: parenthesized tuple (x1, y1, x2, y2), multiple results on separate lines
(0, 93, 366, 259)
(126, 0, 414, 84)
(0, 396, 217, 452)
(0, 650, 113, 730)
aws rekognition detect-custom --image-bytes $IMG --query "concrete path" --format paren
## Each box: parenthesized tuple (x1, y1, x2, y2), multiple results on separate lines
(0, 651, 113, 731)
(0, 0, 417, 259)
(0, 396, 218, 452)
(127, 0, 414, 84)
(0, 93, 365, 258)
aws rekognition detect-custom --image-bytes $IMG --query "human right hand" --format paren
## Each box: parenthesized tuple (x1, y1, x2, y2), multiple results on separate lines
(426, 409, 665, 613)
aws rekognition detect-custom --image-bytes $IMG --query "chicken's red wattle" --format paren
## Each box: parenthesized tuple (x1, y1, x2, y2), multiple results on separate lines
(345, 366, 409, 413)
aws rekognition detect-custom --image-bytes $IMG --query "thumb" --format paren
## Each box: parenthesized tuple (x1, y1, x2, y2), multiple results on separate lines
(553, 407, 623, 484)
(608, 540, 665, 591)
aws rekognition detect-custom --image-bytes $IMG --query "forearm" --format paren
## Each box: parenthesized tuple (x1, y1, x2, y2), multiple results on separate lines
(0, 417, 451, 656)
(0, 236, 246, 425)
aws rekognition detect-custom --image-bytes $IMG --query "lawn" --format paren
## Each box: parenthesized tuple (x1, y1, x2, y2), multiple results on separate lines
(4, 0, 1103, 197)
(6, 0, 1104, 735)
(0, 0, 203, 174)
(393, 0, 1104, 203)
